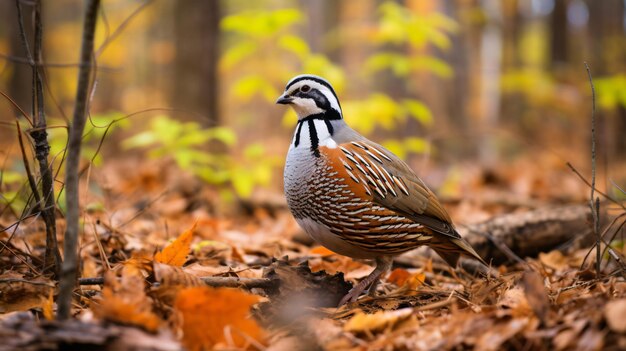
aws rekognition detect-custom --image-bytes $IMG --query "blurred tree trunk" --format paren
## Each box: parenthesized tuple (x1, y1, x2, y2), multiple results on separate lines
(550, 0, 568, 69)
(302, 0, 340, 61)
(588, 0, 626, 160)
(6, 1, 33, 118)
(172, 0, 220, 126)
(477, 0, 503, 167)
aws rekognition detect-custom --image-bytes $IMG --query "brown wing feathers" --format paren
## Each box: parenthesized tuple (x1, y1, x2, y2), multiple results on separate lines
(324, 141, 486, 265)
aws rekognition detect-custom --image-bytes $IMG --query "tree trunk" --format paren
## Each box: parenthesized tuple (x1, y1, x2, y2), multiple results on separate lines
(172, 0, 220, 126)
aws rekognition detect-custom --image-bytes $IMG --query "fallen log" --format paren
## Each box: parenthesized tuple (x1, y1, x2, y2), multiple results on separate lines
(396, 204, 598, 267)
(459, 204, 595, 265)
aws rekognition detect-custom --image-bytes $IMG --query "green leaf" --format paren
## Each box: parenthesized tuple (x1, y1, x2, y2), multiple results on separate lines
(0, 170, 24, 184)
(278, 34, 310, 59)
(220, 41, 257, 70)
(381, 140, 405, 159)
(205, 127, 238, 146)
(231, 172, 255, 198)
(404, 137, 429, 154)
(410, 57, 453, 78)
(233, 76, 279, 102)
(122, 131, 159, 149)
(403, 100, 433, 126)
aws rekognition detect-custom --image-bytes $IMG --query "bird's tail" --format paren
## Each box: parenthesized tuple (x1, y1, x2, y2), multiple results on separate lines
(430, 234, 488, 267)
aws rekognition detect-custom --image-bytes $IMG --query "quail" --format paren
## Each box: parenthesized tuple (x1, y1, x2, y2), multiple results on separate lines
(277, 74, 486, 305)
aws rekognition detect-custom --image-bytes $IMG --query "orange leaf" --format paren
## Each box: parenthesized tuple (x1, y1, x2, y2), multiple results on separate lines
(387, 268, 411, 286)
(174, 287, 265, 350)
(310, 246, 336, 256)
(155, 222, 197, 267)
(93, 271, 161, 332)
(387, 268, 425, 290)
(42, 290, 54, 320)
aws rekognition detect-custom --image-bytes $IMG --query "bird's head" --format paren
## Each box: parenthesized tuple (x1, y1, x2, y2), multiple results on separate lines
(276, 74, 342, 120)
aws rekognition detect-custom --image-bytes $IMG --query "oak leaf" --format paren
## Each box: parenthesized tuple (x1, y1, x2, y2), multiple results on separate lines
(174, 286, 264, 350)
(154, 222, 196, 267)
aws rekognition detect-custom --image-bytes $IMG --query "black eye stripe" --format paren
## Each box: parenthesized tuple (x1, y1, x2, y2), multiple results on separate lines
(285, 76, 340, 108)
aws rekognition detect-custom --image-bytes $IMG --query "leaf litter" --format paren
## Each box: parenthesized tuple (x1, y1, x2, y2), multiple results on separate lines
(0, 158, 625, 350)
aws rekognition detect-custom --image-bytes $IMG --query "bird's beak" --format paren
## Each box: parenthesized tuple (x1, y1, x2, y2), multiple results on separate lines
(275, 94, 293, 105)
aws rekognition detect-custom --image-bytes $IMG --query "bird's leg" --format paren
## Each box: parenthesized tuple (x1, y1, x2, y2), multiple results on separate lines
(339, 256, 393, 306)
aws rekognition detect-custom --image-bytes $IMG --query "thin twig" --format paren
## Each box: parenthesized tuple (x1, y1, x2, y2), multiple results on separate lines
(15, 0, 34, 66)
(584, 62, 601, 277)
(15, 0, 62, 275)
(566, 162, 625, 210)
(95, 0, 153, 57)
(0, 52, 116, 70)
(58, 0, 101, 321)
(15, 121, 42, 214)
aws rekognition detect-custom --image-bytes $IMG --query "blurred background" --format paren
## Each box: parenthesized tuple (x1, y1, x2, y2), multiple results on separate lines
(0, 0, 625, 217)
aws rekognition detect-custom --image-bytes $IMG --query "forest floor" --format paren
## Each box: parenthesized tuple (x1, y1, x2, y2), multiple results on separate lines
(1, 155, 625, 351)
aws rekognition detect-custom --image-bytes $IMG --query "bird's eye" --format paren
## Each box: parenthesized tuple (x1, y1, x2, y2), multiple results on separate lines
(300, 85, 310, 93)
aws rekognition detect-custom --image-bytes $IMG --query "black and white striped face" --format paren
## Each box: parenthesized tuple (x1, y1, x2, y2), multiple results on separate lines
(276, 74, 342, 120)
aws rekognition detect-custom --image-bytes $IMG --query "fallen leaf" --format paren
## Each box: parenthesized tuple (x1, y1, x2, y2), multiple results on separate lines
(93, 270, 161, 332)
(344, 308, 413, 333)
(310, 246, 336, 256)
(42, 290, 54, 320)
(498, 286, 532, 317)
(539, 251, 570, 271)
(521, 271, 550, 324)
(0, 273, 53, 314)
(155, 222, 197, 267)
(154, 262, 204, 288)
(387, 268, 425, 290)
(152, 262, 205, 305)
(387, 268, 411, 286)
(475, 317, 529, 351)
(174, 286, 264, 350)
(604, 299, 626, 333)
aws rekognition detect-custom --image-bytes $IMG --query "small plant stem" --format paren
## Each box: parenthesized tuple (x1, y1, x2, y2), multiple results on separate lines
(58, 0, 100, 321)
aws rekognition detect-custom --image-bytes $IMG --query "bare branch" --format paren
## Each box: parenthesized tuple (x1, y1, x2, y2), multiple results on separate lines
(58, 0, 100, 321)
(584, 62, 601, 277)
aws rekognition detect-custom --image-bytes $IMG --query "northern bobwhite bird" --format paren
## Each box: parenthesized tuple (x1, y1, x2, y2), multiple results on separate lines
(277, 74, 486, 305)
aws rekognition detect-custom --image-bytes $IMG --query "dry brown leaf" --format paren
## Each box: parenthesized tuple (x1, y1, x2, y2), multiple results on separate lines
(174, 286, 264, 350)
(344, 308, 413, 333)
(475, 317, 529, 351)
(154, 222, 197, 267)
(604, 299, 626, 333)
(521, 270, 550, 324)
(154, 262, 204, 288)
(539, 251, 570, 271)
(498, 286, 532, 317)
(0, 273, 53, 314)
(152, 262, 205, 306)
(93, 270, 161, 332)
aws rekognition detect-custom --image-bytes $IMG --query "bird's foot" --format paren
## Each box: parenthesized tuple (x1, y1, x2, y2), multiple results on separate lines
(338, 279, 371, 306)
